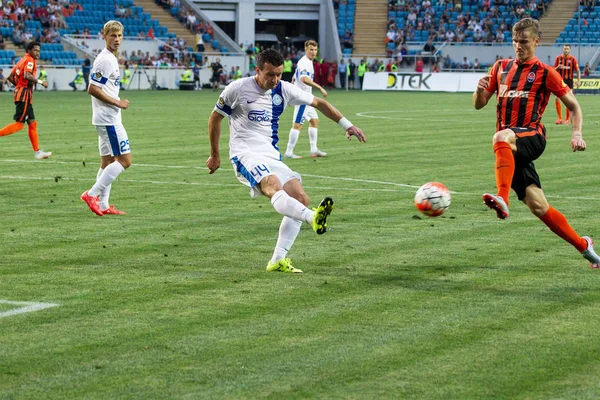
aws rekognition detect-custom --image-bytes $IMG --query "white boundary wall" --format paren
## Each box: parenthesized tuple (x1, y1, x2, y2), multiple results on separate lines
(363, 71, 483, 92)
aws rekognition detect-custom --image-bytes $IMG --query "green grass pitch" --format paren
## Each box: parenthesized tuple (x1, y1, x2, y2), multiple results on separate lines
(1, 89, 600, 399)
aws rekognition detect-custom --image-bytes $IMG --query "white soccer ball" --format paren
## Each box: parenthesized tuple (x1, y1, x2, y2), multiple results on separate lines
(414, 182, 451, 217)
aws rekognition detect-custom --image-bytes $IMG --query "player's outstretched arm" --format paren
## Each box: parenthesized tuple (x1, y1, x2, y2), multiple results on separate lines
(311, 97, 366, 143)
(560, 91, 586, 152)
(301, 76, 327, 98)
(473, 75, 493, 109)
(25, 71, 48, 88)
(88, 85, 129, 109)
(206, 111, 224, 174)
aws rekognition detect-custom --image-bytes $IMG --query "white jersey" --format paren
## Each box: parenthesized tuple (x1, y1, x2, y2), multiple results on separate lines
(294, 55, 314, 93)
(90, 48, 122, 126)
(214, 77, 314, 159)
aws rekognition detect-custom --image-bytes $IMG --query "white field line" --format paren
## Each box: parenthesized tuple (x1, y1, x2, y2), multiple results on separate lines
(1, 159, 600, 200)
(0, 300, 60, 318)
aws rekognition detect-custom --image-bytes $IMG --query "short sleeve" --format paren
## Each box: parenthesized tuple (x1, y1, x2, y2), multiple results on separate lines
(213, 80, 238, 117)
(553, 56, 560, 68)
(25, 59, 35, 74)
(282, 81, 314, 107)
(546, 67, 570, 97)
(90, 57, 111, 87)
(298, 59, 311, 78)
(573, 57, 580, 72)
(485, 60, 500, 93)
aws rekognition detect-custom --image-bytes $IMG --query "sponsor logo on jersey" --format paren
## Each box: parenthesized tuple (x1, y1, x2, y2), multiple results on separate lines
(499, 85, 529, 98)
(248, 110, 271, 122)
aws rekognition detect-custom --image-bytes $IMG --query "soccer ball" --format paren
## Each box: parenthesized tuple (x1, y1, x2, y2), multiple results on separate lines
(414, 182, 451, 217)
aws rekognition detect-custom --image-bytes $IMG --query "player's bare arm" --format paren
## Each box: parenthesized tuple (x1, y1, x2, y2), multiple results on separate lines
(311, 97, 366, 143)
(25, 70, 48, 88)
(88, 84, 129, 109)
(560, 91, 585, 152)
(301, 76, 328, 98)
(206, 110, 224, 173)
(473, 75, 493, 109)
(7, 71, 14, 85)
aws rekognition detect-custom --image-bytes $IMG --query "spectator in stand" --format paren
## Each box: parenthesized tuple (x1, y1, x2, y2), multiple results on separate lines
(485, 29, 495, 43)
(445, 29, 455, 42)
(423, 39, 436, 64)
(456, 28, 465, 43)
(473, 58, 482, 70)
(415, 57, 424, 73)
(196, 32, 205, 52)
(342, 30, 353, 50)
(474, 29, 483, 42)
(583, 63, 591, 77)
(461, 56, 472, 69)
(443, 54, 452, 69)
(0, 34, 5, 50)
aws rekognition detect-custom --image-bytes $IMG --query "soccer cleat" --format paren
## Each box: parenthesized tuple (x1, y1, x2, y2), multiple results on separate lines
(80, 191, 104, 216)
(555, 119, 563, 125)
(312, 197, 334, 234)
(310, 149, 327, 158)
(581, 236, 600, 268)
(482, 193, 509, 219)
(284, 153, 303, 159)
(266, 258, 303, 273)
(101, 205, 126, 215)
(563, 119, 570, 125)
(34, 150, 52, 159)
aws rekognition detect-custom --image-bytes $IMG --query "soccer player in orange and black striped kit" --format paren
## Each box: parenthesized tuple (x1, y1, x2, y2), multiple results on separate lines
(473, 18, 600, 269)
(0, 41, 52, 159)
(554, 44, 580, 125)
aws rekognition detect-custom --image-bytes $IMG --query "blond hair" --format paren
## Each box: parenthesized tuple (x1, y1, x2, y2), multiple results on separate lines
(102, 20, 124, 36)
(512, 17, 540, 38)
(304, 40, 318, 49)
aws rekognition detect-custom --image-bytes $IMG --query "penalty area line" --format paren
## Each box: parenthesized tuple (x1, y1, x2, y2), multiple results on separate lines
(0, 300, 60, 319)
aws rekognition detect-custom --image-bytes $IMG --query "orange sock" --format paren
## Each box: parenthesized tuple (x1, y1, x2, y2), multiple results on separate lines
(28, 121, 39, 152)
(493, 141, 514, 205)
(539, 206, 587, 252)
(0, 122, 24, 137)
(565, 108, 570, 122)
(555, 99, 562, 120)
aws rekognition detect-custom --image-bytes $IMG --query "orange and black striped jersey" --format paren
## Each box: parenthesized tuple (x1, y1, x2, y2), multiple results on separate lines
(11, 54, 36, 104)
(554, 54, 579, 80)
(486, 57, 570, 133)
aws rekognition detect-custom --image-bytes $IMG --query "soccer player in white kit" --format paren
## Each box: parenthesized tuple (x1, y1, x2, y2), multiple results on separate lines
(284, 40, 329, 159)
(80, 20, 131, 216)
(206, 49, 366, 273)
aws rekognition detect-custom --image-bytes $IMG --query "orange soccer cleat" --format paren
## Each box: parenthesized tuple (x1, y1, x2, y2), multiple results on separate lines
(81, 191, 104, 216)
(555, 119, 563, 125)
(101, 205, 126, 215)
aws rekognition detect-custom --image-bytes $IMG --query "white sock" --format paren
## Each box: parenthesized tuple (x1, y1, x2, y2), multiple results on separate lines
(89, 161, 124, 196)
(270, 190, 313, 224)
(286, 128, 300, 155)
(270, 217, 303, 264)
(95, 168, 112, 210)
(308, 127, 318, 153)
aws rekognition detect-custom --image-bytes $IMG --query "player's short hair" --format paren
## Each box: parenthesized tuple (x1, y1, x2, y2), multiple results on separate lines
(304, 40, 318, 49)
(102, 20, 124, 36)
(26, 41, 41, 51)
(512, 17, 540, 38)
(256, 49, 284, 69)
(563, 44, 571, 48)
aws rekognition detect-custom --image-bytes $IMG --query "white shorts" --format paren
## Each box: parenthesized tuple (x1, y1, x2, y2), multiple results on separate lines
(230, 153, 302, 198)
(95, 124, 131, 156)
(292, 104, 318, 125)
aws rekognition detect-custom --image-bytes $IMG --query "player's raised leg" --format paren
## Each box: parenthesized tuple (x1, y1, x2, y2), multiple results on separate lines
(483, 129, 515, 219)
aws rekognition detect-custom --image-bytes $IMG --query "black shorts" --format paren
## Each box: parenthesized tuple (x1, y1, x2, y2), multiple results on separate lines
(210, 73, 220, 83)
(348, 74, 355, 81)
(564, 78, 573, 89)
(511, 127, 547, 201)
(14, 102, 35, 123)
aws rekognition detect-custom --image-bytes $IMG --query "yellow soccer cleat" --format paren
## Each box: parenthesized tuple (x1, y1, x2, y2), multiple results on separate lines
(266, 258, 303, 273)
(312, 197, 334, 235)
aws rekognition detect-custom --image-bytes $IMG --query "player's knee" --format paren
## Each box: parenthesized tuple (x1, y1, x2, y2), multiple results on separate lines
(118, 157, 132, 169)
(492, 129, 512, 144)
